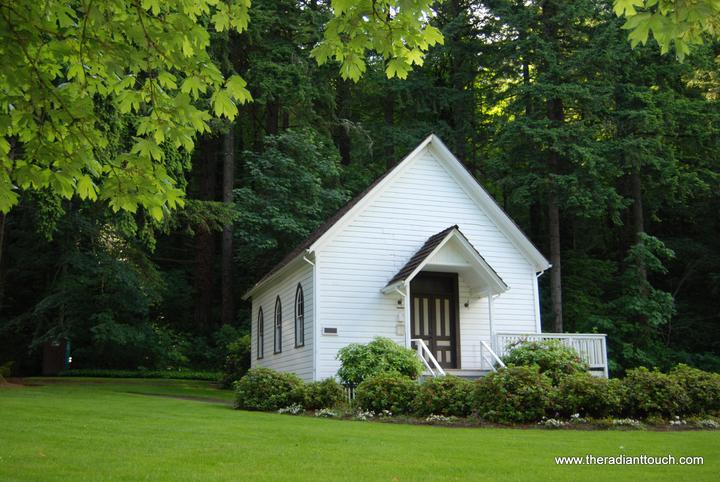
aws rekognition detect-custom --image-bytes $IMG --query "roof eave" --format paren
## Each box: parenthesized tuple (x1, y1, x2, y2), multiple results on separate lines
(242, 251, 313, 300)
(426, 137, 551, 272)
(307, 134, 436, 253)
(381, 280, 405, 295)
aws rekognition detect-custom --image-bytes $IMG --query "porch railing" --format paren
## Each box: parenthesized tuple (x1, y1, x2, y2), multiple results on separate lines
(479, 340, 506, 372)
(411, 338, 446, 377)
(494, 332, 608, 378)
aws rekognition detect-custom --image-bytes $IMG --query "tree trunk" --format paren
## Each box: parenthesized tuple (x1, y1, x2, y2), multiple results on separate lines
(547, 96, 565, 333)
(334, 79, 352, 165)
(448, 0, 468, 161)
(630, 166, 647, 283)
(221, 127, 235, 326)
(548, 190, 563, 332)
(541, 0, 564, 333)
(266, 101, 280, 135)
(194, 138, 218, 330)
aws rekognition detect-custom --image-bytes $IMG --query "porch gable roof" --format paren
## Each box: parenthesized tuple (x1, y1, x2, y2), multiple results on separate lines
(382, 226, 508, 296)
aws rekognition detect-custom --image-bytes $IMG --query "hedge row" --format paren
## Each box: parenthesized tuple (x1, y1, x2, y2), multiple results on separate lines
(234, 364, 720, 424)
(57, 368, 221, 381)
(233, 368, 346, 411)
(358, 365, 720, 423)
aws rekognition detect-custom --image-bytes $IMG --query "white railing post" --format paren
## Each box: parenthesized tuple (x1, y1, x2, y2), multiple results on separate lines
(479, 340, 506, 371)
(601, 336, 609, 378)
(411, 338, 445, 377)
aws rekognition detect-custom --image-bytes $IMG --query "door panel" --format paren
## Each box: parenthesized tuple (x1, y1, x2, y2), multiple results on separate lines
(410, 274, 458, 369)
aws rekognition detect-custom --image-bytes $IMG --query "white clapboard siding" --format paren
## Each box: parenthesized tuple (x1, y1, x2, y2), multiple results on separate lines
(251, 262, 314, 382)
(315, 148, 540, 378)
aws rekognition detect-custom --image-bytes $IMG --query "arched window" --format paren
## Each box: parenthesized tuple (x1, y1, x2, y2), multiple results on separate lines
(274, 296, 282, 354)
(295, 284, 305, 348)
(256, 307, 264, 359)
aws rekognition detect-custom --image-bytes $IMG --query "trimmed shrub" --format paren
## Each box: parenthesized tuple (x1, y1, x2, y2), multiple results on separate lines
(669, 364, 720, 415)
(304, 378, 346, 410)
(336, 337, 424, 387)
(474, 366, 553, 423)
(621, 367, 690, 418)
(233, 367, 304, 411)
(413, 376, 475, 417)
(555, 373, 622, 418)
(501, 340, 588, 385)
(221, 334, 251, 388)
(355, 373, 418, 415)
(0, 361, 14, 378)
(57, 368, 220, 380)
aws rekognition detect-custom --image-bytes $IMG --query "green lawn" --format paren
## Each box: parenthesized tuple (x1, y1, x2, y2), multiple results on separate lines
(1, 378, 718, 481)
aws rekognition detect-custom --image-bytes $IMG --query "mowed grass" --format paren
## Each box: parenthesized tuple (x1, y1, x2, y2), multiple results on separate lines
(1, 378, 718, 481)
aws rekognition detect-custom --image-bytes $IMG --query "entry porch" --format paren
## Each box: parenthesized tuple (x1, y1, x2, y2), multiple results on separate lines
(381, 226, 609, 378)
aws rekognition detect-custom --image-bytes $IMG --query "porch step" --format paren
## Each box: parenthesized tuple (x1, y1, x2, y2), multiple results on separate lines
(445, 369, 492, 380)
(421, 369, 492, 380)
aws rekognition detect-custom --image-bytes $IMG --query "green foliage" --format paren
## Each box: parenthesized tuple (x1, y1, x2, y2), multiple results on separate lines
(474, 366, 554, 424)
(312, 0, 443, 81)
(221, 334, 251, 388)
(613, 0, 720, 59)
(234, 128, 348, 280)
(0, 361, 14, 378)
(2, 0, 719, 385)
(233, 367, 305, 411)
(7, 380, 720, 480)
(621, 367, 690, 418)
(0, 0, 252, 215)
(303, 378, 346, 410)
(606, 235, 677, 371)
(555, 373, 623, 419)
(669, 364, 720, 415)
(0, 0, 441, 214)
(57, 369, 220, 381)
(413, 376, 475, 417)
(336, 337, 424, 387)
(354, 373, 418, 415)
(501, 340, 588, 385)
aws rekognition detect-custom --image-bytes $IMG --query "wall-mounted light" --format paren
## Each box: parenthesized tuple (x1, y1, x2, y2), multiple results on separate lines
(464, 300, 470, 308)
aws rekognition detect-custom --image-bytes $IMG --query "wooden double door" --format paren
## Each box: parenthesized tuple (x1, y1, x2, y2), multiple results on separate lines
(410, 273, 459, 369)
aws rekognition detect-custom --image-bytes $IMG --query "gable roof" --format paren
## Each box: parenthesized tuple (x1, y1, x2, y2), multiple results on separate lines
(386, 226, 459, 287)
(383, 226, 508, 296)
(243, 134, 550, 300)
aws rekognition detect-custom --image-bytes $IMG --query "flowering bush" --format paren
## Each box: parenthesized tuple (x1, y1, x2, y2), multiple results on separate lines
(425, 414, 457, 424)
(277, 404, 304, 415)
(315, 408, 338, 418)
(354, 373, 418, 415)
(501, 340, 588, 385)
(336, 337, 423, 387)
(539, 418, 567, 429)
(474, 366, 554, 423)
(353, 409, 375, 421)
(611, 418, 642, 429)
(413, 375, 474, 417)
(696, 419, 719, 429)
(233, 367, 304, 411)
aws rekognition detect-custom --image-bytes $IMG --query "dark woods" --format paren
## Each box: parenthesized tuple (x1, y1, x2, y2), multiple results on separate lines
(1, 0, 718, 375)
